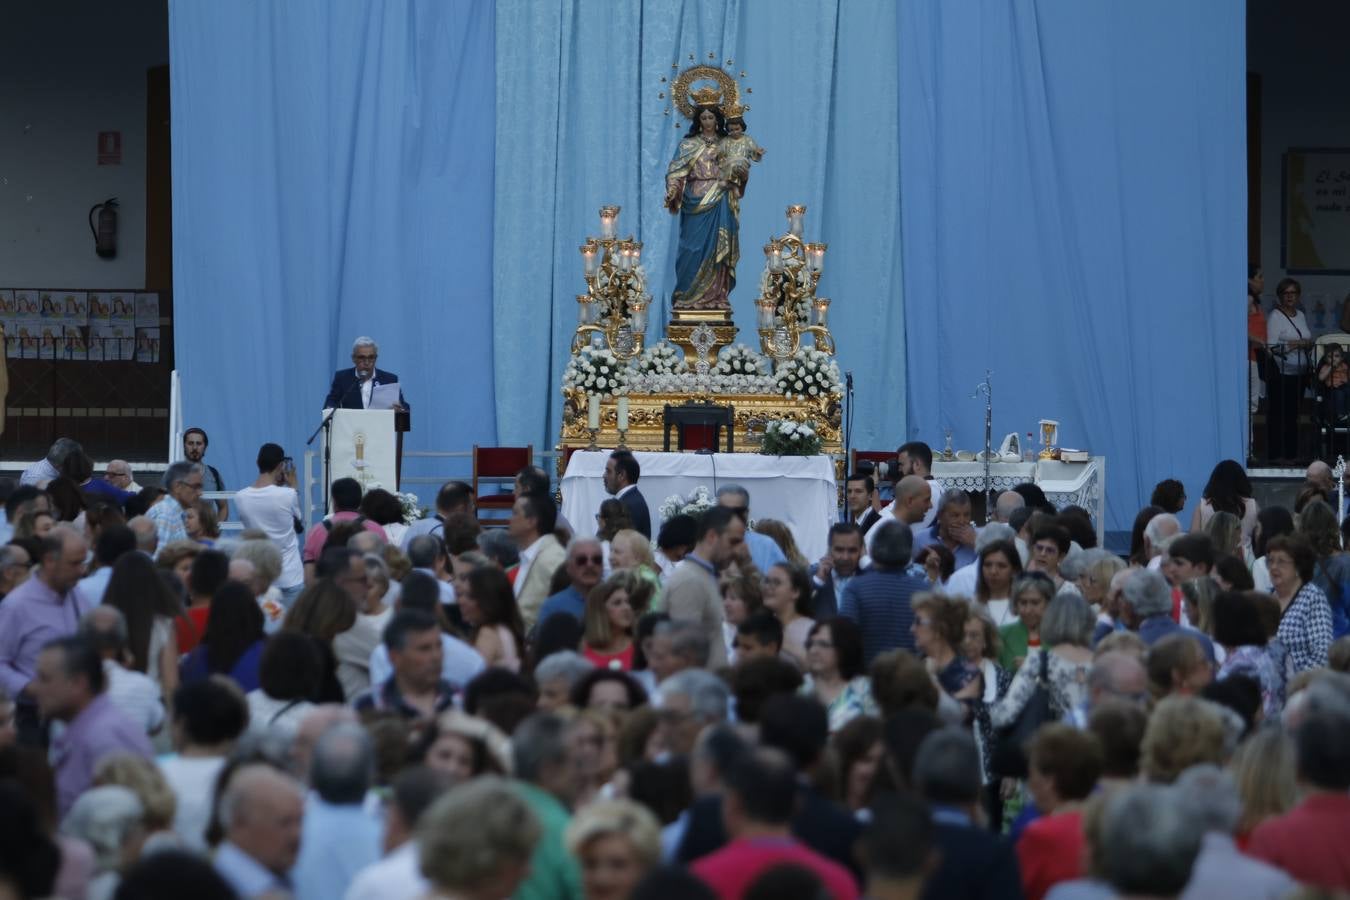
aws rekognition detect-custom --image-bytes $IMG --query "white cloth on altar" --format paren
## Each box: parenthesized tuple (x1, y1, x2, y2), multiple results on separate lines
(560, 451, 838, 563)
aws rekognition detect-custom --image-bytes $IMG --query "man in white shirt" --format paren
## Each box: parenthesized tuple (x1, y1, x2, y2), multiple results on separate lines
(875, 441, 941, 531)
(20, 437, 80, 487)
(345, 766, 453, 900)
(945, 522, 1017, 599)
(865, 475, 934, 557)
(232, 443, 305, 607)
(80, 605, 163, 735)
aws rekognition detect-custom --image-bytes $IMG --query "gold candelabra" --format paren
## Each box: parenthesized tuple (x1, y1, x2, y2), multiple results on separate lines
(572, 205, 651, 361)
(755, 205, 834, 359)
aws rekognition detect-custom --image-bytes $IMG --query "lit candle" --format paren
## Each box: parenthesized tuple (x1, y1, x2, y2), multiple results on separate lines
(581, 242, 598, 276)
(769, 240, 784, 273)
(630, 295, 648, 333)
(812, 297, 830, 327)
(756, 297, 776, 330)
(806, 242, 827, 273)
(631, 241, 643, 266)
(599, 205, 620, 239)
(587, 394, 601, 430)
(617, 396, 630, 431)
(576, 295, 593, 326)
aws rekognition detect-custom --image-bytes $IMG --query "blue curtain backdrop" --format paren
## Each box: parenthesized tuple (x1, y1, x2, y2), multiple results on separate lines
(168, 0, 495, 497)
(493, 0, 907, 455)
(898, 0, 1246, 532)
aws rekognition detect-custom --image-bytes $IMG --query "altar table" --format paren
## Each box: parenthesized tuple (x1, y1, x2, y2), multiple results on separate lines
(561, 451, 838, 562)
(930, 456, 1107, 545)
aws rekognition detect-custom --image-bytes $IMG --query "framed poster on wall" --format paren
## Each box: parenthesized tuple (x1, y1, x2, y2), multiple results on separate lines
(1283, 148, 1350, 274)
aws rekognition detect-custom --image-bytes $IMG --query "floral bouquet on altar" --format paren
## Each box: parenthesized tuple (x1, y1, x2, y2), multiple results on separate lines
(396, 491, 428, 525)
(563, 348, 630, 397)
(760, 420, 822, 456)
(658, 485, 715, 522)
(773, 348, 842, 400)
(714, 343, 769, 379)
(636, 341, 687, 377)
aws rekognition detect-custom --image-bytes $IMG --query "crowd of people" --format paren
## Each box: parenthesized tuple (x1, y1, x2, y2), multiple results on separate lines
(1, 435, 1349, 900)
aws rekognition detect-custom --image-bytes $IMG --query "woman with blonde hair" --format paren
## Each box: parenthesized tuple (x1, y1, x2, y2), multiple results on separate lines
(1139, 696, 1228, 784)
(417, 777, 540, 899)
(1204, 510, 1244, 562)
(753, 519, 808, 568)
(93, 753, 179, 853)
(1229, 726, 1298, 849)
(582, 571, 652, 671)
(564, 799, 662, 900)
(608, 528, 662, 608)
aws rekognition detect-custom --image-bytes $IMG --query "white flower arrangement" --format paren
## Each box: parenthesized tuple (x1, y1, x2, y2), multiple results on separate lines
(636, 341, 687, 376)
(396, 491, 428, 525)
(714, 343, 769, 378)
(563, 347, 630, 398)
(773, 347, 842, 399)
(760, 419, 823, 456)
(627, 369, 780, 395)
(657, 485, 715, 522)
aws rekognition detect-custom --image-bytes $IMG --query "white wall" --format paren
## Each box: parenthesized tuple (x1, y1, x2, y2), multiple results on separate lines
(1250, 0, 1350, 329)
(0, 1, 168, 288)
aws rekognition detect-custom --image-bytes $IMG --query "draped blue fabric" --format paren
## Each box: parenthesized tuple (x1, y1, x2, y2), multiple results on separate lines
(493, 0, 906, 452)
(898, 1, 1245, 531)
(168, 0, 495, 494)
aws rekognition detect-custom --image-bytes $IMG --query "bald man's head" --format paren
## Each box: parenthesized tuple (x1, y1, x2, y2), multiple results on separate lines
(1308, 460, 1335, 493)
(895, 476, 933, 525)
(994, 491, 1025, 523)
(221, 765, 304, 874)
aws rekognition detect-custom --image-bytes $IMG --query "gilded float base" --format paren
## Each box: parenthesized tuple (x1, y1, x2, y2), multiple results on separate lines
(665, 309, 738, 362)
(557, 388, 843, 477)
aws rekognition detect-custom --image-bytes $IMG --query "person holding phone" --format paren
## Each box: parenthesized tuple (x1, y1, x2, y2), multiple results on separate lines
(232, 442, 305, 607)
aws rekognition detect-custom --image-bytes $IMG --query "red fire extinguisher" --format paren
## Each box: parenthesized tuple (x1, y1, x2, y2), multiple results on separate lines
(88, 197, 119, 259)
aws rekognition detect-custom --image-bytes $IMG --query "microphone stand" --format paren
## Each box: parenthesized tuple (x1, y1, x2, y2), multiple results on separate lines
(307, 376, 361, 516)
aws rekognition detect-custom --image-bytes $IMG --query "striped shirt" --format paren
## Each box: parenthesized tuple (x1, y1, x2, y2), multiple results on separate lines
(838, 567, 927, 665)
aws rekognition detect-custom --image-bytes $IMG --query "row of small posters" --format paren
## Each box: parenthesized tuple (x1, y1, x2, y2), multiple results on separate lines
(0, 290, 162, 362)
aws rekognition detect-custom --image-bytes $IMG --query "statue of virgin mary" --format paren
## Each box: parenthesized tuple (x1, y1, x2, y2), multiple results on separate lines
(664, 102, 740, 311)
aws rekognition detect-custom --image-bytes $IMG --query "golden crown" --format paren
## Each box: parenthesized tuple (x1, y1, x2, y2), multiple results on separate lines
(689, 86, 723, 108)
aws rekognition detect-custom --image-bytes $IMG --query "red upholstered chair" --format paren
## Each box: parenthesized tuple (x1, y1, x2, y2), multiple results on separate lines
(473, 445, 533, 527)
(850, 449, 897, 483)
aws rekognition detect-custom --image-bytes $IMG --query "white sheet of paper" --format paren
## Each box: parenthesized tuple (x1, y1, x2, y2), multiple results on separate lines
(370, 382, 401, 410)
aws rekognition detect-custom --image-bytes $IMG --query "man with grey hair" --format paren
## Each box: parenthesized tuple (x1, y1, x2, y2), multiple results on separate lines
(214, 764, 306, 898)
(1143, 512, 1181, 569)
(537, 536, 605, 626)
(127, 515, 158, 556)
(293, 723, 383, 900)
(534, 650, 595, 711)
(80, 605, 164, 734)
(1121, 568, 1216, 660)
(840, 521, 928, 663)
(640, 620, 711, 695)
(716, 483, 786, 573)
(1173, 765, 1294, 899)
(406, 533, 455, 606)
(20, 436, 81, 487)
(913, 489, 978, 569)
(945, 522, 1016, 598)
(912, 727, 1020, 897)
(1098, 784, 1205, 899)
(104, 458, 142, 493)
(657, 668, 730, 756)
(146, 459, 204, 553)
(324, 335, 408, 411)
(511, 713, 584, 898)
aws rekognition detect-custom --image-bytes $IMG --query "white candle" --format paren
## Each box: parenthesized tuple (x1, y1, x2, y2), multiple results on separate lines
(587, 394, 601, 430)
(617, 396, 630, 431)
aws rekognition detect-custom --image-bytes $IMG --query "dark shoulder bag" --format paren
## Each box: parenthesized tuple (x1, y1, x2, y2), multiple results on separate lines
(991, 648, 1055, 779)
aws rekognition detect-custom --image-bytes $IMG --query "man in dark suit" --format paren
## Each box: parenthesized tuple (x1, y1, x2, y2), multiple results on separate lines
(811, 522, 864, 619)
(912, 726, 1023, 900)
(845, 472, 882, 534)
(323, 336, 409, 410)
(603, 449, 650, 538)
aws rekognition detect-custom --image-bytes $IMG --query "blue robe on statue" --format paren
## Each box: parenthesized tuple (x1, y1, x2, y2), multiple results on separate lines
(666, 135, 739, 310)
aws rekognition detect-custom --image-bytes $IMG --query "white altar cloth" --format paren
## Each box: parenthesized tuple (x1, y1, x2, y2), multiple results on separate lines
(561, 451, 838, 562)
(931, 456, 1107, 545)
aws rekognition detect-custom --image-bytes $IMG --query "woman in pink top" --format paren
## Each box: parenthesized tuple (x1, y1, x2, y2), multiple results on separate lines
(581, 571, 653, 671)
